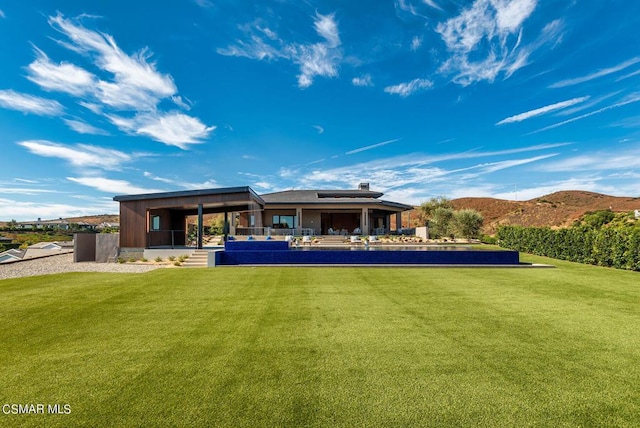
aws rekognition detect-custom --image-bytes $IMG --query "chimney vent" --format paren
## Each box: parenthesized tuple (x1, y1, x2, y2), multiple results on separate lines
(358, 183, 370, 191)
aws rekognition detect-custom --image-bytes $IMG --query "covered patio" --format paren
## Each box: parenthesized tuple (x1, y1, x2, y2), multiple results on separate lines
(114, 187, 265, 250)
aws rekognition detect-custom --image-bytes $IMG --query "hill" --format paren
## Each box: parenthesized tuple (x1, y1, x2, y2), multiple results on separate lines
(405, 191, 640, 234)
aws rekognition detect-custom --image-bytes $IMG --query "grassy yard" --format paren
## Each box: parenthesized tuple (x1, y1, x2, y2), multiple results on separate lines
(1, 255, 639, 427)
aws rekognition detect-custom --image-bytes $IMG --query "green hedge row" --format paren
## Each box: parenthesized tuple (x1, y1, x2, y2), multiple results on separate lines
(497, 226, 640, 271)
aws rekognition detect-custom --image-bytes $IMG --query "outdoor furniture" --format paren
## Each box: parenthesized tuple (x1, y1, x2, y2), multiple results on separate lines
(350, 235, 361, 244)
(302, 235, 312, 245)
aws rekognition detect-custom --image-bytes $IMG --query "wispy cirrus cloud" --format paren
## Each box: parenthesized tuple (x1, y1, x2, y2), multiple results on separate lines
(218, 12, 342, 88)
(26, 47, 95, 96)
(531, 93, 640, 134)
(0, 9, 5, 19)
(143, 172, 218, 189)
(384, 78, 433, 97)
(0, 89, 63, 116)
(19, 140, 133, 170)
(279, 143, 565, 203)
(20, 13, 215, 149)
(63, 118, 109, 135)
(496, 96, 590, 125)
(395, 0, 442, 19)
(48, 13, 177, 110)
(345, 138, 401, 155)
(312, 125, 324, 134)
(0, 187, 57, 195)
(537, 146, 640, 172)
(67, 176, 162, 195)
(554, 91, 621, 117)
(436, 0, 540, 85)
(549, 57, 640, 88)
(106, 112, 215, 149)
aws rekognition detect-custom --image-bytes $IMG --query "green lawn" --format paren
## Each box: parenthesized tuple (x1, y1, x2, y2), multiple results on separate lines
(1, 255, 639, 427)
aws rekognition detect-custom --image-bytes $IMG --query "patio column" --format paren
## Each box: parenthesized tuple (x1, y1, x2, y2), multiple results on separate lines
(223, 211, 229, 242)
(396, 212, 402, 232)
(296, 207, 303, 235)
(197, 203, 203, 249)
(361, 208, 369, 235)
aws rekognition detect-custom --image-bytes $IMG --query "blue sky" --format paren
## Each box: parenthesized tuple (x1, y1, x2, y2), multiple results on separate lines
(2, 0, 640, 220)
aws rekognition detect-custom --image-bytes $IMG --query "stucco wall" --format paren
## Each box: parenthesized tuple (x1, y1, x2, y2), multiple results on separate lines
(96, 233, 120, 262)
(301, 210, 322, 235)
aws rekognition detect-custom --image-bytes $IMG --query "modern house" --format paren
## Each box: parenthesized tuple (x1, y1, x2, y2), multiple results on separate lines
(113, 183, 413, 253)
(254, 183, 413, 236)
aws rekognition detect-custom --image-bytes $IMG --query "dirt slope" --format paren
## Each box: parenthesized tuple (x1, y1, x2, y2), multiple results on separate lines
(406, 190, 640, 234)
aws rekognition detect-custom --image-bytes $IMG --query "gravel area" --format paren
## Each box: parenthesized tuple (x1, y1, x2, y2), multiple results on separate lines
(0, 253, 161, 280)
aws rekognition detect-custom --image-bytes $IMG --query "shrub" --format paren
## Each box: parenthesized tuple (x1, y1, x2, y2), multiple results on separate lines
(497, 225, 640, 271)
(154, 256, 163, 263)
(481, 235, 497, 245)
(168, 256, 176, 261)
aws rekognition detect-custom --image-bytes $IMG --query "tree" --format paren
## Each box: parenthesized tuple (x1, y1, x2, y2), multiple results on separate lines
(208, 214, 225, 235)
(430, 207, 455, 238)
(581, 210, 615, 229)
(454, 209, 484, 239)
(417, 196, 453, 226)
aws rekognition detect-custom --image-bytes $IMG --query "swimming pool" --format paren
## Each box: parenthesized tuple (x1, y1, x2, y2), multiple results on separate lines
(214, 241, 520, 266)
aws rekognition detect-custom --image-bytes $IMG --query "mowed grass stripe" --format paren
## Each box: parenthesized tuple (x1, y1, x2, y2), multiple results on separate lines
(0, 260, 639, 427)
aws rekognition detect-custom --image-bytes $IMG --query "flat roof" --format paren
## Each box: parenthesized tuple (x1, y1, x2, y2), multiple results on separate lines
(261, 189, 413, 210)
(113, 186, 265, 204)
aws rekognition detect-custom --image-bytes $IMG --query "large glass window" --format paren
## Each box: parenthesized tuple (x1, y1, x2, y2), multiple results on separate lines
(272, 215, 296, 229)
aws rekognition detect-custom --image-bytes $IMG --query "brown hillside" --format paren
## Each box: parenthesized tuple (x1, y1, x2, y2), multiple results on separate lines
(453, 191, 640, 234)
(404, 191, 640, 235)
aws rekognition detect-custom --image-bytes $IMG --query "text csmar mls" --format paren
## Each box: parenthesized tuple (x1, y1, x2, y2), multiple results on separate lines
(2, 404, 71, 415)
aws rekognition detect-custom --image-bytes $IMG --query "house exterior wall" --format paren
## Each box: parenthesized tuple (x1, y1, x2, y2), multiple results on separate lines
(301, 210, 322, 235)
(119, 200, 148, 248)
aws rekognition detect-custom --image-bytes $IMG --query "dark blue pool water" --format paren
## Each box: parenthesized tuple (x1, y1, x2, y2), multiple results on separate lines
(215, 241, 520, 266)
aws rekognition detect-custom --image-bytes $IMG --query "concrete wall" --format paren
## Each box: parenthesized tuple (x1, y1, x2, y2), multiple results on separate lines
(75, 233, 121, 262)
(415, 226, 429, 240)
(96, 234, 119, 262)
(118, 247, 145, 261)
(74, 233, 96, 262)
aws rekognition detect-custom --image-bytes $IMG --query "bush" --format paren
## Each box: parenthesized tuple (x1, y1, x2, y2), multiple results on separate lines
(154, 256, 163, 263)
(497, 225, 640, 271)
(481, 235, 497, 245)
